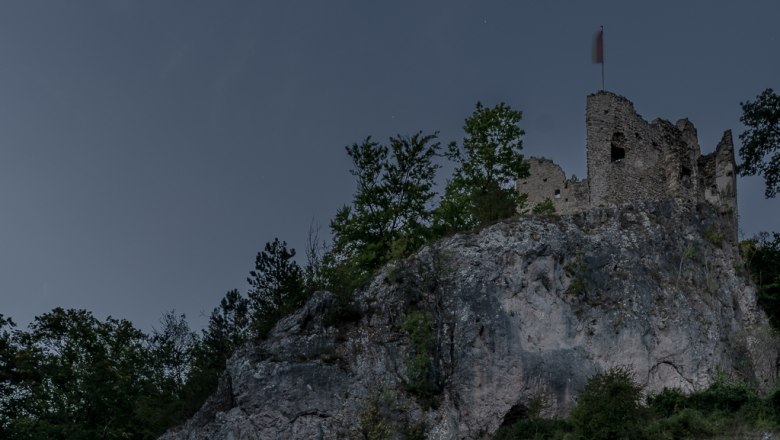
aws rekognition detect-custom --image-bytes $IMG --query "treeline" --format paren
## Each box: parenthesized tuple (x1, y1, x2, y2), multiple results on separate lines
(0, 101, 532, 439)
(2, 89, 780, 438)
(494, 366, 780, 440)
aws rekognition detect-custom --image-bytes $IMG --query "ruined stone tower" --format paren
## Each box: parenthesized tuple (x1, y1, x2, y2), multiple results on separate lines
(519, 91, 738, 238)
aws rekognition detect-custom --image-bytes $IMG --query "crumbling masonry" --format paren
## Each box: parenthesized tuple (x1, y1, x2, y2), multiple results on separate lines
(518, 91, 737, 239)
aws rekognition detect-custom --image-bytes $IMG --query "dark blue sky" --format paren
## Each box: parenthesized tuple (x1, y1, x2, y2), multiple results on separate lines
(1, 1, 778, 332)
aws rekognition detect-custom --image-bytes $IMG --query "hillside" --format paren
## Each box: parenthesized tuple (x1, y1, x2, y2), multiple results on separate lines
(161, 199, 776, 439)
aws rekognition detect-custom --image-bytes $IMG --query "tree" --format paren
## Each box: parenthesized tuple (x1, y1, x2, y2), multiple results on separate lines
(739, 88, 780, 198)
(200, 289, 250, 363)
(135, 311, 199, 435)
(0, 315, 19, 438)
(742, 233, 780, 329)
(330, 132, 441, 275)
(171, 289, 251, 425)
(4, 308, 153, 439)
(247, 238, 305, 338)
(149, 311, 197, 396)
(437, 102, 529, 230)
(570, 367, 646, 440)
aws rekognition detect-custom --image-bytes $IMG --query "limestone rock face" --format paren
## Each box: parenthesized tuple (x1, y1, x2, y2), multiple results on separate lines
(161, 200, 777, 440)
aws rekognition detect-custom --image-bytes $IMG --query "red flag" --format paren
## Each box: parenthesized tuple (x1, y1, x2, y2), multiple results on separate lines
(592, 29, 604, 64)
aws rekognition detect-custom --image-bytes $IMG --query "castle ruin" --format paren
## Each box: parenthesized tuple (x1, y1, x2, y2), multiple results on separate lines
(518, 91, 737, 238)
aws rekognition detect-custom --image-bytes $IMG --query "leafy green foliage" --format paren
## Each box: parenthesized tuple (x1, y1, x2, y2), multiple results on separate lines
(359, 390, 427, 440)
(742, 233, 780, 330)
(644, 375, 778, 438)
(564, 253, 588, 297)
(569, 367, 646, 440)
(493, 394, 572, 440)
(149, 311, 197, 396)
(687, 372, 759, 413)
(643, 408, 715, 440)
(647, 387, 689, 418)
(497, 371, 780, 440)
(0, 300, 252, 439)
(167, 290, 251, 430)
(430, 182, 477, 236)
(704, 226, 724, 247)
(200, 289, 250, 365)
(0, 308, 154, 439)
(359, 395, 393, 440)
(492, 418, 572, 440)
(437, 102, 529, 230)
(401, 310, 439, 407)
(331, 132, 441, 276)
(135, 311, 200, 432)
(739, 88, 780, 198)
(531, 198, 556, 216)
(0, 315, 19, 439)
(247, 238, 306, 338)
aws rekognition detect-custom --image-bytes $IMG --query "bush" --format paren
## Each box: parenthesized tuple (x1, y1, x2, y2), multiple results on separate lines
(704, 226, 724, 247)
(358, 390, 427, 440)
(766, 386, 780, 421)
(493, 418, 572, 440)
(688, 373, 758, 413)
(569, 367, 646, 440)
(647, 387, 688, 418)
(401, 310, 439, 407)
(644, 408, 714, 439)
(532, 198, 556, 216)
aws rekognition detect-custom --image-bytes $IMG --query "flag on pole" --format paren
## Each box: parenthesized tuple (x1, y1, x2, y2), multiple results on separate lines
(593, 26, 605, 90)
(592, 28, 604, 64)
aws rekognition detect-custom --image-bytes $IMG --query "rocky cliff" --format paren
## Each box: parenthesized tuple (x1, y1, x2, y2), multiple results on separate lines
(161, 200, 777, 440)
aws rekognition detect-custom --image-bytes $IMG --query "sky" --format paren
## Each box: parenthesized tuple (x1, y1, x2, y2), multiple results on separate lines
(1, 1, 778, 333)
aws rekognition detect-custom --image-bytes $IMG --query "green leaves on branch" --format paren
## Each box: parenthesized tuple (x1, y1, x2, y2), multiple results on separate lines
(742, 233, 780, 330)
(0, 100, 533, 439)
(437, 102, 529, 231)
(331, 132, 442, 275)
(0, 308, 154, 439)
(532, 198, 556, 216)
(570, 367, 646, 440)
(329, 102, 530, 295)
(739, 88, 780, 198)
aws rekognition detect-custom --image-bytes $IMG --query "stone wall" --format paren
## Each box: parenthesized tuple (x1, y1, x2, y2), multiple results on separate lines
(585, 92, 704, 207)
(518, 158, 588, 215)
(519, 92, 738, 240)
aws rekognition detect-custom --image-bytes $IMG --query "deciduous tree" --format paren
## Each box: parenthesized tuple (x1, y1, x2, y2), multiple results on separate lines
(331, 132, 441, 275)
(437, 102, 529, 230)
(3, 308, 152, 439)
(739, 88, 780, 198)
(742, 232, 780, 329)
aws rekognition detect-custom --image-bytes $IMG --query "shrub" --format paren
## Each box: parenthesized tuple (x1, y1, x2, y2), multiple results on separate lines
(359, 398, 393, 440)
(401, 310, 439, 407)
(766, 386, 780, 421)
(644, 408, 714, 439)
(532, 198, 556, 216)
(704, 226, 724, 247)
(570, 367, 646, 440)
(688, 373, 758, 413)
(493, 418, 572, 440)
(564, 253, 588, 297)
(647, 387, 688, 418)
(359, 390, 427, 440)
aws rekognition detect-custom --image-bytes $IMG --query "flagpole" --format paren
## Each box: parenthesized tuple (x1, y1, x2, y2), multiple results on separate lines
(601, 25, 605, 91)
